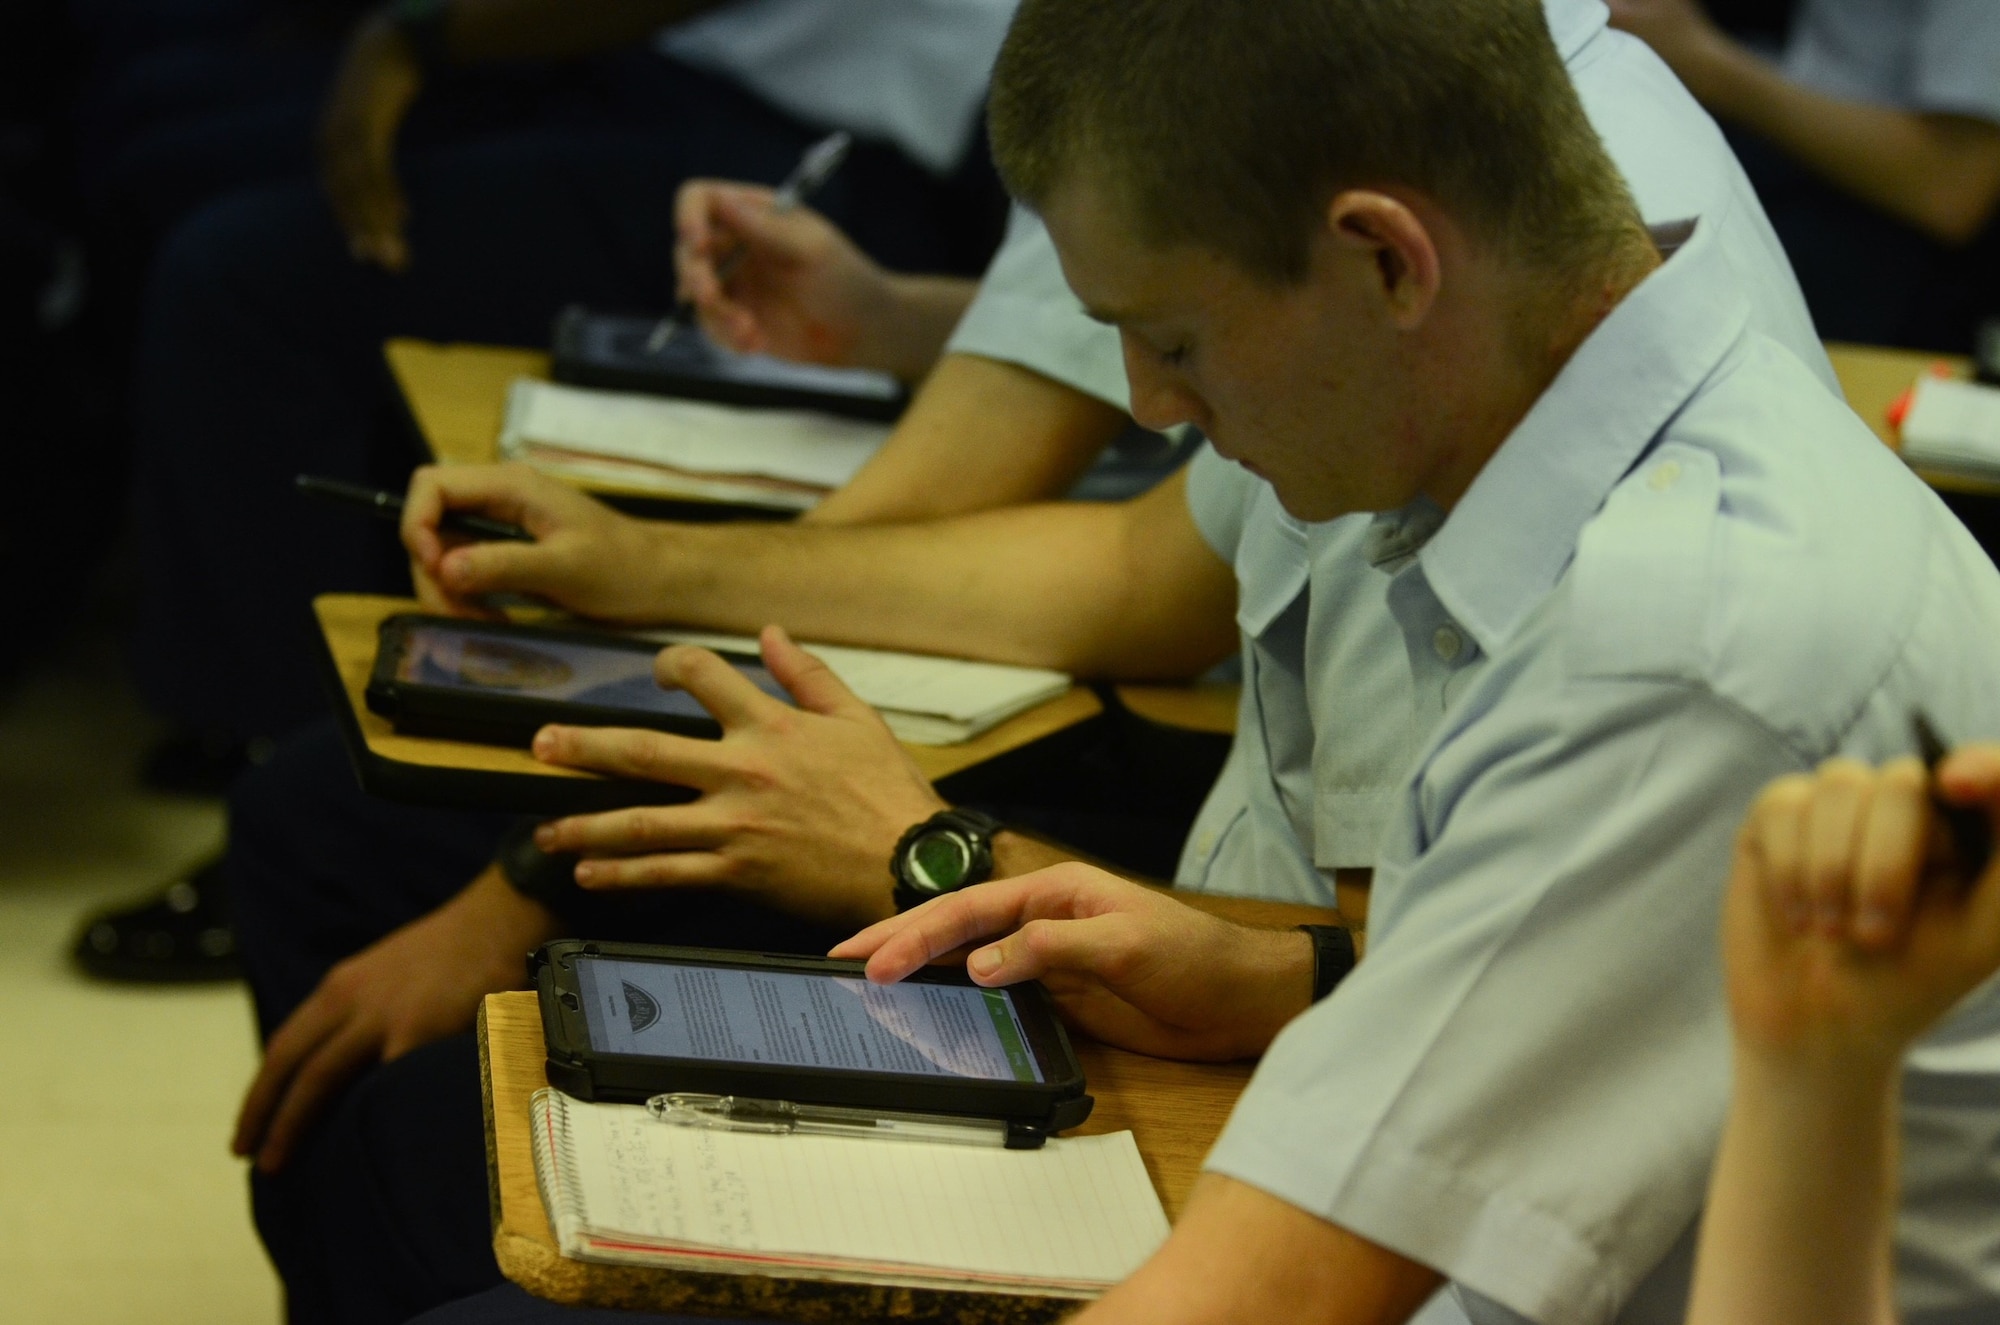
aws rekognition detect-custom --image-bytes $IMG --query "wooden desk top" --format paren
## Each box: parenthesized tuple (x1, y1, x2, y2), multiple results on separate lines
(316, 592, 1104, 812)
(385, 337, 795, 512)
(1112, 683, 1240, 735)
(1825, 342, 1994, 497)
(483, 893, 1336, 1316)
(386, 338, 549, 469)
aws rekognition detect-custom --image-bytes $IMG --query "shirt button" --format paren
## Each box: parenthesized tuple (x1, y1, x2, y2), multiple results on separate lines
(1432, 624, 1464, 663)
(1648, 459, 1683, 491)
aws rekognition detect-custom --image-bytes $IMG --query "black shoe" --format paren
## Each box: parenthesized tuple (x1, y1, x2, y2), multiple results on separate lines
(140, 728, 277, 797)
(73, 859, 241, 982)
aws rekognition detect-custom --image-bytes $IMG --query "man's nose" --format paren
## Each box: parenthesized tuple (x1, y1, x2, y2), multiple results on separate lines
(1122, 342, 1208, 433)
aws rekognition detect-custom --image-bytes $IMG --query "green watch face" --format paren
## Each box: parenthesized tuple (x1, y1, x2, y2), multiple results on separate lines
(908, 831, 973, 893)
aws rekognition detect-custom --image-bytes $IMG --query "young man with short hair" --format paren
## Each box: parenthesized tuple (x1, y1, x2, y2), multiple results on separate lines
(236, 1, 1883, 1320)
(830, 0, 2000, 1320)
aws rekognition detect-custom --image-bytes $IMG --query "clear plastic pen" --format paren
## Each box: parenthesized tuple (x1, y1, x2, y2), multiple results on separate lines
(647, 1092, 1008, 1148)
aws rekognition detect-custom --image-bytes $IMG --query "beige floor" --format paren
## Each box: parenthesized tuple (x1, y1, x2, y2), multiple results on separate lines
(0, 623, 281, 1322)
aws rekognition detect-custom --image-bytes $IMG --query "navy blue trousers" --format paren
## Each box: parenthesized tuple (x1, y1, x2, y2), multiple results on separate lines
(228, 719, 844, 1324)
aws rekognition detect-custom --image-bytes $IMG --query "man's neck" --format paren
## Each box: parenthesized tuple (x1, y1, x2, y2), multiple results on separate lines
(1418, 231, 1662, 511)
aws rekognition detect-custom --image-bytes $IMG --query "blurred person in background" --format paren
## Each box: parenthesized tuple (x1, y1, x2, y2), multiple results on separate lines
(76, 0, 1017, 983)
(1610, 0, 2000, 350)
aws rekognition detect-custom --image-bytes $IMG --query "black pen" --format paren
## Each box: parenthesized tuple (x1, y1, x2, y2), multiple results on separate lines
(294, 474, 532, 543)
(1912, 710, 1994, 887)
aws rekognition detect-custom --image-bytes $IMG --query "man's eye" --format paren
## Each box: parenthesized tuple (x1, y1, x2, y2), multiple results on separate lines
(1160, 342, 1190, 368)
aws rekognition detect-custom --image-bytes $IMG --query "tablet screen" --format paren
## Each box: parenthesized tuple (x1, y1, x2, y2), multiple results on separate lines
(573, 955, 1045, 1084)
(603, 320, 902, 402)
(393, 624, 786, 719)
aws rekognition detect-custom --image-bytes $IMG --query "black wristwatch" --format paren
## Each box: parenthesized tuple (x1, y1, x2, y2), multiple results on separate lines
(496, 819, 583, 914)
(1298, 924, 1357, 1002)
(890, 808, 1002, 912)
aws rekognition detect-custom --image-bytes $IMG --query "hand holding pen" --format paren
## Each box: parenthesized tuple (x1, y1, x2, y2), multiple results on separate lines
(651, 129, 855, 353)
(1720, 723, 2000, 1071)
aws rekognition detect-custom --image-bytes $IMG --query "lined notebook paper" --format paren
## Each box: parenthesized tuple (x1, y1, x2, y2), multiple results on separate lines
(531, 1089, 1169, 1297)
(631, 629, 1072, 745)
(499, 378, 891, 509)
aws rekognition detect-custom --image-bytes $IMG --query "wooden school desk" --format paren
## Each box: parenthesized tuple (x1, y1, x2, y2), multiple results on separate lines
(482, 888, 1339, 1320)
(1825, 341, 1993, 497)
(386, 338, 549, 469)
(317, 592, 1108, 814)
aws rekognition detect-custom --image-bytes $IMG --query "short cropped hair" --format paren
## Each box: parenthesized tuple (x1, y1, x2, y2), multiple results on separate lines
(989, 0, 1642, 283)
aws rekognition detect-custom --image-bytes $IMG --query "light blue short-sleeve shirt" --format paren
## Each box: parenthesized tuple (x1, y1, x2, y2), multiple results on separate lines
(1174, 0, 1833, 903)
(659, 0, 1017, 174)
(1205, 217, 2000, 1325)
(946, 205, 1134, 409)
(1783, 0, 2000, 126)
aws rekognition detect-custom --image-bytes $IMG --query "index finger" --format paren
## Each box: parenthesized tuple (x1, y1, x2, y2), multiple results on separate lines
(532, 722, 731, 789)
(232, 993, 347, 1156)
(401, 464, 449, 567)
(674, 180, 774, 306)
(402, 461, 550, 560)
(839, 874, 1092, 984)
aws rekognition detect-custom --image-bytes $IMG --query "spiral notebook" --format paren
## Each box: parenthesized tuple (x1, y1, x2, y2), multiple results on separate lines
(529, 1089, 1170, 1297)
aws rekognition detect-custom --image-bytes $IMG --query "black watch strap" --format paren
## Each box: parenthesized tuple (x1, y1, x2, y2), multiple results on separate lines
(1299, 924, 1357, 1002)
(496, 819, 583, 914)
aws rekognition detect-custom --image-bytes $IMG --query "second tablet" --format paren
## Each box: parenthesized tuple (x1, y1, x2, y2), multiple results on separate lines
(366, 614, 786, 747)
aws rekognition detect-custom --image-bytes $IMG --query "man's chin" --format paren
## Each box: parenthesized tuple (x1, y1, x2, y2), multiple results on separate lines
(1266, 476, 1360, 525)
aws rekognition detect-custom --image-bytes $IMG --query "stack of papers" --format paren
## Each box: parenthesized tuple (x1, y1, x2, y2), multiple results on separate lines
(531, 1089, 1169, 1296)
(499, 378, 891, 510)
(635, 629, 1072, 745)
(1898, 376, 2000, 479)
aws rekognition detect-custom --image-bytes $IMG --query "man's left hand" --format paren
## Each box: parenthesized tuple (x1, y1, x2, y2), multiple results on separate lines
(530, 625, 946, 929)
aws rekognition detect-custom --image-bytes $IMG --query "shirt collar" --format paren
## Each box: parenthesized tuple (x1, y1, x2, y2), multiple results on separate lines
(1541, 0, 1608, 63)
(1415, 218, 1748, 654)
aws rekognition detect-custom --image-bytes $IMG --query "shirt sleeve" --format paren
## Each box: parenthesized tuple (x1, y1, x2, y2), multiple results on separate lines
(1914, 0, 2000, 125)
(944, 206, 1134, 409)
(1205, 677, 1805, 1325)
(1182, 442, 1255, 563)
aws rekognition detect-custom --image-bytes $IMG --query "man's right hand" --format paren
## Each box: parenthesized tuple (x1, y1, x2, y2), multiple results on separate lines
(674, 179, 896, 367)
(319, 14, 426, 271)
(832, 865, 1318, 1061)
(402, 462, 668, 621)
(231, 865, 558, 1173)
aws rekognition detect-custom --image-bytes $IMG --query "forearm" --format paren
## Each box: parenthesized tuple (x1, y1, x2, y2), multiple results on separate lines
(846, 276, 982, 385)
(638, 473, 1237, 678)
(1680, 40, 2000, 245)
(1083, 1175, 1442, 1325)
(1686, 1050, 1901, 1325)
(437, 0, 729, 64)
(805, 355, 1131, 526)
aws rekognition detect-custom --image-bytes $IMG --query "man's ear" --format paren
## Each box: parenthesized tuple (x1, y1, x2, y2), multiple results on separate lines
(1326, 191, 1440, 329)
